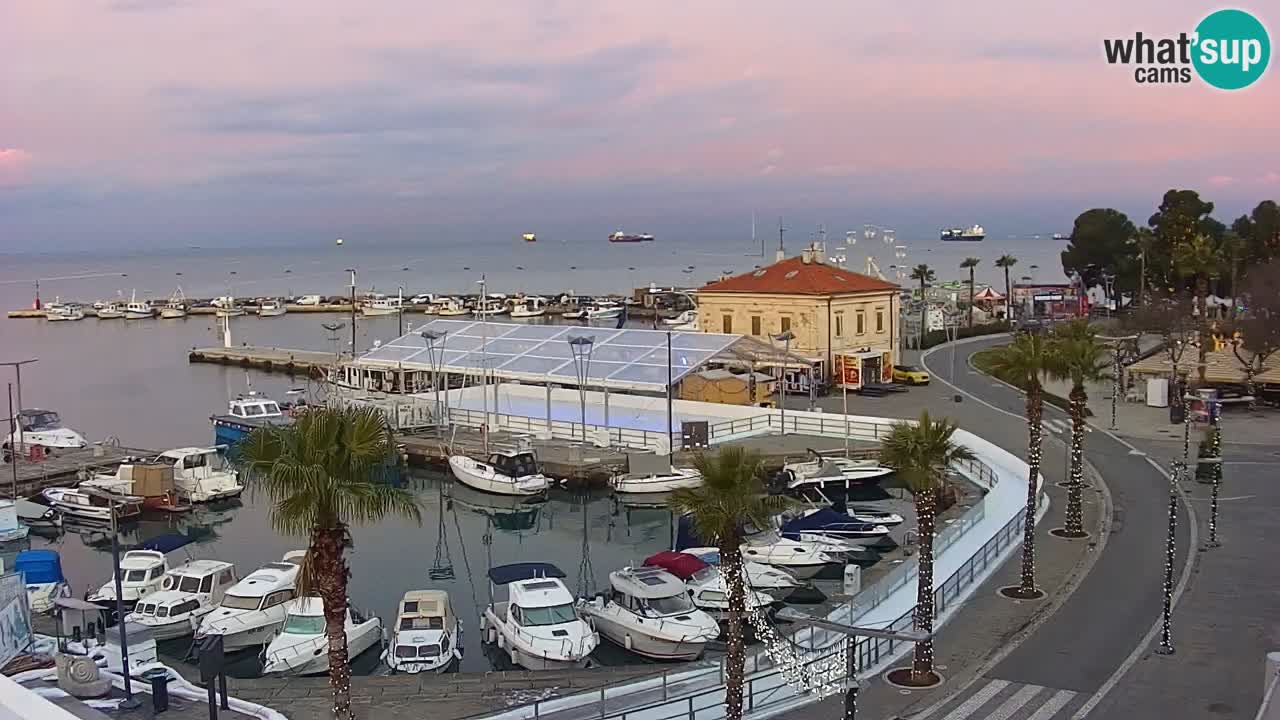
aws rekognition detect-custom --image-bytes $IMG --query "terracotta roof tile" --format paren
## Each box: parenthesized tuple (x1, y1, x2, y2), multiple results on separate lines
(697, 256, 900, 296)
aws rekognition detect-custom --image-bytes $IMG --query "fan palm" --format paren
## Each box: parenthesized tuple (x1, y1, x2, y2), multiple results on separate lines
(995, 255, 1017, 321)
(1047, 321, 1110, 537)
(960, 257, 980, 328)
(1173, 233, 1224, 385)
(238, 406, 421, 720)
(982, 332, 1051, 598)
(879, 412, 975, 683)
(667, 447, 790, 720)
(910, 264, 936, 345)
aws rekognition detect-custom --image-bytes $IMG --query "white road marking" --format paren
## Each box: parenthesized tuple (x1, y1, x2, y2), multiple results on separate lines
(984, 684, 1043, 719)
(942, 680, 1010, 720)
(1029, 689, 1078, 720)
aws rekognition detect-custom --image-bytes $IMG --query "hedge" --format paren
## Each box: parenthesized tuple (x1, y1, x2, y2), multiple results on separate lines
(918, 321, 1012, 350)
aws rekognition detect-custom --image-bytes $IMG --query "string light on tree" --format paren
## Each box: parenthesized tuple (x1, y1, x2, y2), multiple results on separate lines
(1203, 406, 1224, 549)
(1154, 459, 1181, 655)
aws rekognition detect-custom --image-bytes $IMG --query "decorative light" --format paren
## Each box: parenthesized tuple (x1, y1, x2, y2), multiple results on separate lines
(1155, 460, 1180, 655)
(1204, 409, 1223, 549)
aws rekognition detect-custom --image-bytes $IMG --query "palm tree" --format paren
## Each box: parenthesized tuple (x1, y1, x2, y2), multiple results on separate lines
(1046, 320, 1110, 538)
(910, 264, 936, 346)
(879, 412, 975, 684)
(1173, 233, 1224, 385)
(668, 447, 790, 720)
(960, 257, 980, 328)
(983, 332, 1052, 599)
(995, 254, 1017, 322)
(238, 406, 421, 720)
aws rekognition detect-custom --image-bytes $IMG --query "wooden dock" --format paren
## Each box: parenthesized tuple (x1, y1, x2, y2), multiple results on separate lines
(188, 346, 337, 377)
(4, 444, 156, 497)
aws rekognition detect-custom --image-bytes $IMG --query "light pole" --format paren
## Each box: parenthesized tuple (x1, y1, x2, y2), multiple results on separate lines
(567, 336, 594, 442)
(346, 269, 358, 356)
(98, 489, 138, 708)
(772, 331, 795, 435)
(666, 331, 675, 455)
(397, 285, 405, 337)
(422, 329, 448, 437)
(0, 359, 37, 417)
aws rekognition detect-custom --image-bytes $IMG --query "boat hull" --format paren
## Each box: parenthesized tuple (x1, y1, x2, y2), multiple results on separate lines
(610, 473, 702, 494)
(589, 616, 709, 661)
(199, 621, 283, 652)
(263, 621, 382, 676)
(481, 610, 593, 671)
(159, 309, 187, 319)
(259, 308, 287, 317)
(125, 311, 152, 320)
(448, 457, 549, 497)
(360, 308, 398, 316)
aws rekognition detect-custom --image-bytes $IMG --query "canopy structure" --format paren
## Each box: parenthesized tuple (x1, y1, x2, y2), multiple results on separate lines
(353, 319, 814, 393)
(973, 287, 1004, 301)
(487, 562, 566, 585)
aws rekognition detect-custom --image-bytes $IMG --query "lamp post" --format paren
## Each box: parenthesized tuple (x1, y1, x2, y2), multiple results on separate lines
(397, 285, 405, 337)
(345, 269, 358, 356)
(0, 359, 37, 418)
(100, 490, 138, 708)
(567, 336, 594, 442)
(422, 329, 448, 437)
(772, 331, 795, 435)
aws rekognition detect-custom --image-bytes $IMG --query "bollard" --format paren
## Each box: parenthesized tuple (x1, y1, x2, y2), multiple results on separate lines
(141, 669, 171, 713)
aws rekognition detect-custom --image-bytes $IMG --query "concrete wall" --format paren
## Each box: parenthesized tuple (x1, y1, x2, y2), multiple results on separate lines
(0, 675, 83, 720)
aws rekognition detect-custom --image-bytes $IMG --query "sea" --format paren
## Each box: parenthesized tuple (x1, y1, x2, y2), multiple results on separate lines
(0, 234, 1065, 673)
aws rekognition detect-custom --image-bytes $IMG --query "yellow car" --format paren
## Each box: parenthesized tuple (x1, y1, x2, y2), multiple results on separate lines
(892, 364, 930, 385)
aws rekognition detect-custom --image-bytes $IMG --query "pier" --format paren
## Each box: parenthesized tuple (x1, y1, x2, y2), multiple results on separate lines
(4, 443, 156, 496)
(7, 303, 355, 319)
(188, 345, 338, 377)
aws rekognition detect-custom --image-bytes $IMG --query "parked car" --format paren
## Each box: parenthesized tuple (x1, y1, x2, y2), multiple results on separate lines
(892, 364, 930, 385)
(410, 294, 435, 305)
(295, 295, 323, 306)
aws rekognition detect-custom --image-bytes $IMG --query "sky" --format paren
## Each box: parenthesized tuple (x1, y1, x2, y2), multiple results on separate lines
(3, 0, 1279, 252)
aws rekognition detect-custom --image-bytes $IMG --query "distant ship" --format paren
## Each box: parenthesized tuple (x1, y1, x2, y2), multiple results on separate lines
(1052, 233, 1068, 241)
(522, 233, 537, 242)
(609, 231, 655, 243)
(940, 225, 985, 242)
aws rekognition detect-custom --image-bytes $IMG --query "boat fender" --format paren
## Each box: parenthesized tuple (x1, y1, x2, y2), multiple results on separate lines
(624, 634, 632, 651)
(496, 633, 505, 650)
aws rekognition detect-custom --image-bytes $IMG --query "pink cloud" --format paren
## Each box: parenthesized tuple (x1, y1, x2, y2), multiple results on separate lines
(1261, 171, 1280, 185)
(1208, 175, 1236, 186)
(0, 148, 32, 186)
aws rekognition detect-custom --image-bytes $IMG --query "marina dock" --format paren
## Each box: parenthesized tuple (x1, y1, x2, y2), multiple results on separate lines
(5, 443, 156, 496)
(188, 345, 338, 377)
(7, 303, 355, 318)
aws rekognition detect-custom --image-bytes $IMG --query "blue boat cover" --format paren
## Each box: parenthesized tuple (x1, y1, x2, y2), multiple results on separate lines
(780, 508, 880, 539)
(135, 533, 193, 554)
(14, 549, 65, 585)
(487, 562, 565, 584)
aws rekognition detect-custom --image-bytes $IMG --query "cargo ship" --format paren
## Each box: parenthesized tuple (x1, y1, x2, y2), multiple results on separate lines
(609, 231, 655, 243)
(940, 225, 985, 242)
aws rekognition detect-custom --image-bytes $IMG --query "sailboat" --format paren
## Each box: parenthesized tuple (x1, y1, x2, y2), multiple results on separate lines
(160, 287, 188, 318)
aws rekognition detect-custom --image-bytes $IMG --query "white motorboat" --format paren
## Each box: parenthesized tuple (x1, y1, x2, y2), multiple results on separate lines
(845, 505, 905, 527)
(258, 299, 287, 317)
(480, 563, 598, 670)
(5, 409, 87, 453)
(214, 296, 245, 318)
(88, 550, 168, 608)
(683, 568, 775, 621)
(782, 452, 894, 491)
(739, 536, 840, 580)
(510, 296, 547, 318)
(160, 288, 188, 318)
(45, 304, 85, 321)
(262, 597, 383, 676)
(127, 559, 239, 640)
(778, 507, 891, 547)
(14, 550, 71, 614)
(95, 302, 125, 319)
(609, 467, 702, 494)
(124, 291, 153, 320)
(435, 298, 469, 317)
(582, 301, 622, 319)
(560, 309, 586, 319)
(662, 309, 696, 326)
(15, 498, 61, 528)
(677, 548, 802, 591)
(472, 297, 509, 317)
(154, 447, 245, 503)
(361, 296, 403, 316)
(194, 552, 304, 651)
(383, 590, 463, 674)
(580, 567, 719, 661)
(448, 450, 551, 497)
(42, 487, 143, 524)
(0, 500, 29, 543)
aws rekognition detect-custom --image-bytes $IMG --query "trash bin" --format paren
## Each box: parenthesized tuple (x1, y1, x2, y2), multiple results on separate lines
(141, 668, 171, 713)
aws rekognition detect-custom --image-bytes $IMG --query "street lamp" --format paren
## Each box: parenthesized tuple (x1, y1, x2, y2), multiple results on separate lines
(0, 359, 37, 416)
(421, 329, 448, 436)
(567, 336, 594, 442)
(772, 331, 795, 435)
(345, 269, 358, 356)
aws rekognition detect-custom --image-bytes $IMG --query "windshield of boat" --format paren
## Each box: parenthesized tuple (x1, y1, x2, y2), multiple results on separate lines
(283, 614, 325, 634)
(178, 575, 202, 593)
(124, 570, 147, 583)
(20, 412, 60, 430)
(643, 594, 695, 616)
(690, 567, 718, 584)
(517, 603, 577, 626)
(221, 593, 262, 611)
(395, 644, 442, 658)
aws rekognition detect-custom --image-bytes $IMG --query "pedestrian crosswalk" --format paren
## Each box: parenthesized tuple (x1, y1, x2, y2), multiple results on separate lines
(921, 679, 1084, 720)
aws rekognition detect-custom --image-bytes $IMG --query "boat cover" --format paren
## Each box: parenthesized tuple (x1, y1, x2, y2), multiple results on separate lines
(779, 508, 881, 540)
(14, 549, 65, 584)
(135, 533, 193, 554)
(642, 551, 707, 580)
(487, 562, 565, 585)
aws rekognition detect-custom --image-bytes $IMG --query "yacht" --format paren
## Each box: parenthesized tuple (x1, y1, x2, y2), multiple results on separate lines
(480, 562, 598, 670)
(87, 550, 168, 609)
(683, 569, 775, 621)
(662, 309, 697, 326)
(361, 296, 403, 316)
(0, 499, 30, 543)
(778, 507, 891, 546)
(651, 549, 801, 592)
(739, 537, 841, 580)
(258, 299, 287, 317)
(262, 597, 384, 676)
(448, 450, 551, 497)
(5, 409, 87, 452)
(124, 291, 153, 320)
(160, 288, 188, 319)
(45, 304, 85, 321)
(383, 590, 463, 674)
(14, 550, 71, 614)
(609, 467, 701, 494)
(509, 296, 547, 318)
(95, 302, 125, 319)
(127, 560, 239, 640)
(42, 486, 144, 524)
(434, 298, 469, 317)
(154, 447, 245, 503)
(580, 567, 719, 661)
(472, 297, 509, 317)
(211, 392, 292, 447)
(781, 452, 894, 492)
(194, 553, 304, 651)
(560, 308, 586, 319)
(582, 301, 622, 320)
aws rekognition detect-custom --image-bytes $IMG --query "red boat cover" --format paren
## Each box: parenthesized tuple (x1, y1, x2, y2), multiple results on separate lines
(643, 550, 707, 579)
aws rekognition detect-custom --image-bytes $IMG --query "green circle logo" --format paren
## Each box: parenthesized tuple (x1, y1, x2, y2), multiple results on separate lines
(1192, 9, 1270, 89)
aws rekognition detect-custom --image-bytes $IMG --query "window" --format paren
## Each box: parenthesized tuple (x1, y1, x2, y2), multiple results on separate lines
(644, 594, 695, 616)
(418, 644, 442, 658)
(283, 614, 325, 634)
(876, 309, 884, 333)
(518, 603, 578, 626)
(156, 606, 170, 618)
(183, 454, 207, 470)
(440, 634, 450, 654)
(199, 576, 213, 593)
(509, 606, 523, 625)
(856, 310, 866, 335)
(148, 567, 164, 580)
(125, 570, 147, 583)
(219, 570, 235, 586)
(834, 313, 844, 338)
(265, 590, 294, 608)
(751, 316, 761, 336)
(780, 316, 791, 333)
(178, 575, 201, 593)
(722, 315, 733, 334)
(698, 590, 726, 603)
(221, 594, 262, 611)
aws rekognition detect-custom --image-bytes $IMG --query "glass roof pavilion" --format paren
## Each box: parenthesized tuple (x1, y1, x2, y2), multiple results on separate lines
(353, 319, 812, 393)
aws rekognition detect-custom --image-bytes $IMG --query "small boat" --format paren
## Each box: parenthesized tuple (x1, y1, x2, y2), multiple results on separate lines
(154, 447, 245, 503)
(580, 566, 719, 661)
(45, 304, 85, 321)
(845, 505, 905, 527)
(383, 590, 463, 674)
(15, 498, 61, 528)
(87, 549, 169, 609)
(609, 467, 701, 494)
(258, 299, 287, 317)
(195, 552, 305, 651)
(262, 597, 384, 676)
(608, 231, 655, 243)
(160, 288, 188, 319)
(361, 296, 403, 316)
(448, 450, 551, 497)
(95, 302, 125, 319)
(778, 507, 891, 546)
(662, 309, 696, 326)
(4, 408, 87, 453)
(127, 559, 240, 640)
(560, 309, 586, 319)
(472, 297, 509, 317)
(781, 451, 894, 492)
(509, 296, 547, 318)
(480, 563, 598, 670)
(435, 298, 469, 317)
(210, 392, 293, 447)
(672, 549, 802, 592)
(0, 499, 30, 543)
(582, 301, 622, 319)
(522, 233, 537, 243)
(215, 306, 245, 318)
(14, 549, 72, 614)
(738, 536, 840, 580)
(683, 569, 775, 622)
(124, 291, 153, 320)
(82, 461, 191, 513)
(42, 486, 144, 524)
(940, 225, 986, 242)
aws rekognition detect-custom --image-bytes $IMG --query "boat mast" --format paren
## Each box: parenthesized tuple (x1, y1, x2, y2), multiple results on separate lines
(479, 274, 489, 454)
